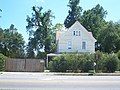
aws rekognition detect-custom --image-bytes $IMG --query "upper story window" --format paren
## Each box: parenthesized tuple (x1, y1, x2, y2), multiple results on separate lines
(76, 31, 78, 36)
(73, 31, 75, 36)
(79, 31, 80, 36)
(73, 31, 80, 36)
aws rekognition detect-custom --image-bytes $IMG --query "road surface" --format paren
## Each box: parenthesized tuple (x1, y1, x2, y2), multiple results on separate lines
(0, 72, 120, 90)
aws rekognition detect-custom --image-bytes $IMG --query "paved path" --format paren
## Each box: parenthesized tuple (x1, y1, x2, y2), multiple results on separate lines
(0, 72, 120, 90)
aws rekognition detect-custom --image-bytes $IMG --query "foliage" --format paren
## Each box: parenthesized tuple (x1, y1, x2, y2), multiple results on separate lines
(0, 25, 25, 58)
(80, 4, 120, 53)
(0, 53, 7, 71)
(98, 22, 120, 53)
(49, 55, 68, 72)
(26, 39, 35, 58)
(0, 9, 2, 18)
(36, 52, 46, 59)
(82, 60, 94, 72)
(48, 52, 120, 73)
(117, 50, 120, 60)
(95, 52, 119, 73)
(81, 4, 107, 39)
(64, 0, 82, 28)
(51, 23, 63, 43)
(104, 54, 119, 73)
(26, 6, 54, 58)
(116, 50, 120, 70)
(49, 53, 95, 73)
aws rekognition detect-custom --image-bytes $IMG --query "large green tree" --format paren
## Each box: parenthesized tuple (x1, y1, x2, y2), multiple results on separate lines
(98, 22, 120, 53)
(81, 4, 107, 39)
(26, 6, 54, 58)
(26, 38, 35, 58)
(0, 24, 25, 58)
(64, 0, 82, 28)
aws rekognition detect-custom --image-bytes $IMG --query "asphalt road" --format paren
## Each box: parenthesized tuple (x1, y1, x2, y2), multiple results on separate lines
(0, 72, 120, 90)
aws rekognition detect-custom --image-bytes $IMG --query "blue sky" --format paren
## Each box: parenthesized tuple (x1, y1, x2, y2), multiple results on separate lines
(0, 0, 120, 42)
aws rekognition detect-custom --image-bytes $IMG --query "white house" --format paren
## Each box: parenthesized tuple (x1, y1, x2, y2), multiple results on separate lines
(56, 21, 97, 53)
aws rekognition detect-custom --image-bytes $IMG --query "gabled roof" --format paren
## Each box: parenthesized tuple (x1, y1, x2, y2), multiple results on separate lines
(69, 21, 97, 42)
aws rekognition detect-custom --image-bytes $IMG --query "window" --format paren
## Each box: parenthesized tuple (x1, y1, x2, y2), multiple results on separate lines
(79, 31, 80, 36)
(82, 42, 86, 50)
(68, 41, 72, 49)
(73, 31, 80, 36)
(73, 31, 75, 36)
(76, 31, 78, 36)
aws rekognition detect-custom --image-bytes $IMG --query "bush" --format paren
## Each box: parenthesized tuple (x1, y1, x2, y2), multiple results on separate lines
(48, 52, 120, 73)
(0, 53, 7, 71)
(48, 53, 95, 73)
(117, 50, 120, 60)
(116, 50, 120, 70)
(81, 60, 94, 72)
(104, 54, 119, 73)
(65, 54, 79, 72)
(97, 53, 108, 72)
(48, 55, 68, 72)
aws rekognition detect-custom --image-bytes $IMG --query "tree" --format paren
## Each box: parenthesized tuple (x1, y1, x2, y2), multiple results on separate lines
(0, 24, 25, 58)
(0, 9, 2, 18)
(64, 0, 82, 28)
(81, 4, 107, 39)
(0, 53, 6, 71)
(26, 38, 35, 58)
(26, 6, 54, 57)
(98, 22, 120, 53)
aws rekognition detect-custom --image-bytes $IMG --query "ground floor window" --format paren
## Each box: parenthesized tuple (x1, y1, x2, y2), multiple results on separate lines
(68, 41, 72, 49)
(82, 42, 86, 50)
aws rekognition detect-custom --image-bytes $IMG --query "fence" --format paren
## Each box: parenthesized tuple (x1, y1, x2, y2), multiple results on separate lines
(5, 59, 44, 72)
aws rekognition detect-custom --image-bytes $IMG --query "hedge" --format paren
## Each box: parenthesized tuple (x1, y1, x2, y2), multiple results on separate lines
(48, 51, 120, 73)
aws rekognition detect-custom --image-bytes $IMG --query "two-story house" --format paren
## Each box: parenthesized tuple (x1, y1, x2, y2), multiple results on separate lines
(56, 21, 97, 53)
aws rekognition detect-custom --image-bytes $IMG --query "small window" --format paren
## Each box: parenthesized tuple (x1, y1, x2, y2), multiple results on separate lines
(82, 42, 86, 50)
(68, 41, 72, 49)
(73, 31, 80, 36)
(73, 31, 75, 36)
(76, 31, 78, 36)
(79, 31, 80, 36)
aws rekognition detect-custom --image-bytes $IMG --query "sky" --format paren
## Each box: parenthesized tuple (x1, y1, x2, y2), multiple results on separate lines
(0, 0, 120, 42)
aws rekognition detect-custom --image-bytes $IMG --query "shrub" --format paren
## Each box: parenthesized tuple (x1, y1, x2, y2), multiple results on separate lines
(116, 50, 120, 70)
(117, 50, 120, 60)
(81, 60, 94, 72)
(48, 55, 68, 72)
(65, 54, 79, 71)
(0, 53, 7, 71)
(48, 53, 95, 73)
(104, 54, 119, 73)
(97, 53, 108, 72)
(48, 52, 120, 73)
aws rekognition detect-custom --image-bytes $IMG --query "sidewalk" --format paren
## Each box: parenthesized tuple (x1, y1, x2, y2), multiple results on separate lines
(1, 72, 120, 76)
